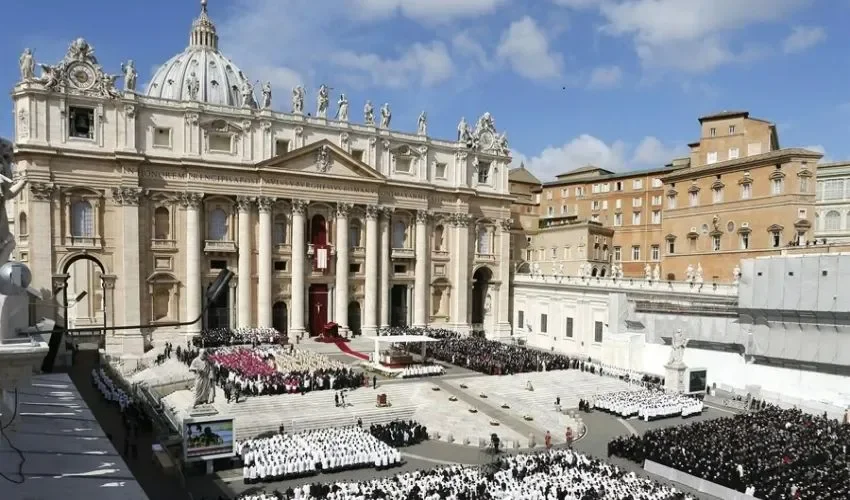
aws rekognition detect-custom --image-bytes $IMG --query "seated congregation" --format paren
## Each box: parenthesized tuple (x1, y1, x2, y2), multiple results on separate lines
(237, 426, 403, 483)
(210, 346, 364, 398)
(369, 420, 428, 448)
(193, 327, 284, 348)
(241, 448, 690, 500)
(608, 405, 850, 499)
(595, 389, 704, 420)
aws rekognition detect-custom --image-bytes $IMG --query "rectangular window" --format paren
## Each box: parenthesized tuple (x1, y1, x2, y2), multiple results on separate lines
(546, 191, 553, 200)
(209, 133, 232, 152)
(349, 263, 361, 273)
(540, 314, 548, 333)
(560, 205, 567, 214)
(602, 200, 608, 209)
(69, 106, 95, 139)
(351, 148, 364, 161)
(689, 191, 699, 207)
(632, 211, 641, 225)
(273, 260, 287, 272)
(712, 187, 723, 203)
(615, 199, 622, 209)
(614, 213, 623, 226)
(712, 235, 721, 251)
(613, 246, 621, 261)
(799, 176, 809, 193)
(741, 183, 752, 199)
(592, 200, 601, 210)
(771, 231, 781, 248)
(667, 194, 677, 209)
(434, 162, 447, 179)
(565, 317, 574, 338)
(823, 180, 844, 200)
(561, 188, 569, 197)
(153, 127, 172, 148)
(615, 181, 623, 191)
(594, 321, 603, 343)
(394, 264, 407, 273)
(592, 184, 600, 194)
(551, 247, 557, 259)
(517, 310, 525, 329)
(667, 240, 675, 254)
(477, 162, 491, 183)
(631, 245, 640, 260)
(633, 179, 643, 190)
(576, 187, 585, 196)
(740, 233, 750, 250)
(707, 152, 718, 164)
(547, 206, 554, 216)
(651, 210, 661, 224)
(729, 125, 736, 134)
(651, 245, 660, 261)
(632, 197, 642, 207)
(772, 178, 783, 195)
(728, 147, 739, 159)
(709, 127, 716, 137)
(276, 139, 290, 156)
(651, 195, 662, 205)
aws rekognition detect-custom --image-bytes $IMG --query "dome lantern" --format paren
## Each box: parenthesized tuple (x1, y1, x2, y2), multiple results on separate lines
(190, 0, 218, 50)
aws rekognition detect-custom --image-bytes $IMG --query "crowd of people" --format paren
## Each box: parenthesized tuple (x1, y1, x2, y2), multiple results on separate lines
(369, 420, 428, 448)
(397, 365, 444, 378)
(595, 390, 704, 420)
(92, 367, 134, 412)
(193, 328, 284, 348)
(241, 448, 689, 500)
(209, 345, 365, 399)
(236, 426, 403, 483)
(608, 405, 850, 499)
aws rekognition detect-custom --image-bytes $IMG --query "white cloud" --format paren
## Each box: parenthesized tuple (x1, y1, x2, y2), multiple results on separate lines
(551, 0, 603, 8)
(516, 135, 686, 181)
(596, 0, 811, 72)
(803, 144, 829, 161)
(496, 16, 563, 80)
(588, 65, 622, 88)
(783, 26, 826, 54)
(452, 32, 494, 70)
(349, 0, 509, 23)
(331, 42, 454, 88)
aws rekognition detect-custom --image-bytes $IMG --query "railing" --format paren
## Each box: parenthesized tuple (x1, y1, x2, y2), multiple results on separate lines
(391, 247, 415, 259)
(151, 238, 177, 250)
(67, 236, 101, 249)
(475, 252, 497, 262)
(204, 240, 237, 252)
(513, 272, 739, 296)
(433, 249, 450, 259)
(350, 246, 365, 257)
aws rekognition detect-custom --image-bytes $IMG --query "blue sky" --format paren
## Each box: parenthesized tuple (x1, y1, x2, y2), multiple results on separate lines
(2, 0, 848, 180)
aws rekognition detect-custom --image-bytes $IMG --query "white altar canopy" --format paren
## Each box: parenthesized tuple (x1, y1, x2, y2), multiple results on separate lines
(367, 335, 439, 365)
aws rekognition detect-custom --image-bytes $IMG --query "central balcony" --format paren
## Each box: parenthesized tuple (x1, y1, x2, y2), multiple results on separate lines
(391, 247, 415, 259)
(204, 240, 237, 253)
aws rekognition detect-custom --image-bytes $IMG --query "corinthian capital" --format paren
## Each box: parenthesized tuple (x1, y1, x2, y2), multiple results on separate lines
(291, 199, 309, 215)
(180, 191, 204, 209)
(365, 204, 380, 220)
(29, 182, 55, 201)
(415, 210, 431, 224)
(236, 196, 255, 212)
(335, 202, 353, 218)
(111, 186, 145, 206)
(257, 196, 275, 213)
(499, 218, 514, 232)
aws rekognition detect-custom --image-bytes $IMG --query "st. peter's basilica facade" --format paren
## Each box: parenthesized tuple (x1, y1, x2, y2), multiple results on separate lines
(10, 2, 513, 355)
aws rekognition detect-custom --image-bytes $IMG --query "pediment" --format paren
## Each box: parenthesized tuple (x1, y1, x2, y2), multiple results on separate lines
(257, 140, 385, 181)
(200, 118, 243, 134)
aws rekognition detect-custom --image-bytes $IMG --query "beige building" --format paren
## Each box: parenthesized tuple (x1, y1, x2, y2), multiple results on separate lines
(814, 161, 850, 242)
(10, 3, 514, 355)
(660, 111, 821, 280)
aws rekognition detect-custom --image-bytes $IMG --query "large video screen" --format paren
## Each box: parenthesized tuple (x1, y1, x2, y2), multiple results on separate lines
(183, 417, 235, 461)
(688, 369, 708, 394)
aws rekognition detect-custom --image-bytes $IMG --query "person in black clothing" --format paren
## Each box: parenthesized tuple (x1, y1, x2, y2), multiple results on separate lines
(369, 420, 428, 448)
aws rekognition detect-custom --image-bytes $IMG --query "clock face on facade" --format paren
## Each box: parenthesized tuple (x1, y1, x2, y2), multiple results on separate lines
(67, 62, 97, 90)
(478, 131, 495, 150)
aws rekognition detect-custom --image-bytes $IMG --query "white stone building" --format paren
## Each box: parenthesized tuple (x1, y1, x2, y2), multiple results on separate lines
(815, 161, 850, 242)
(9, 2, 514, 355)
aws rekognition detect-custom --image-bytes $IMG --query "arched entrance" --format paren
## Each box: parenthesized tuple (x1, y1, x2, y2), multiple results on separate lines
(348, 301, 361, 336)
(60, 254, 108, 332)
(591, 267, 598, 277)
(272, 301, 288, 335)
(471, 267, 493, 325)
(205, 281, 230, 329)
(311, 214, 327, 271)
(308, 284, 329, 336)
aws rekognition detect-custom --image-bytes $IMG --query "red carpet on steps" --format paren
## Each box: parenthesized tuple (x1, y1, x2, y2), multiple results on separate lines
(333, 339, 369, 361)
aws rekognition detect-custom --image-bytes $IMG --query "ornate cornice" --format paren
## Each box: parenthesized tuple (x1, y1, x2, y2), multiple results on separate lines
(451, 213, 473, 227)
(291, 199, 309, 215)
(184, 112, 200, 125)
(111, 186, 145, 206)
(29, 182, 55, 201)
(365, 204, 380, 220)
(179, 191, 204, 209)
(379, 206, 394, 219)
(257, 196, 275, 213)
(236, 196, 254, 212)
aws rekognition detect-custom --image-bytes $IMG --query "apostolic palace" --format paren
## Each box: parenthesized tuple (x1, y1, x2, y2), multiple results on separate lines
(9, 2, 514, 355)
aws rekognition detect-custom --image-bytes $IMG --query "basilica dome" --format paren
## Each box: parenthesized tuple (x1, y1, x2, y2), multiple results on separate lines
(145, 0, 250, 107)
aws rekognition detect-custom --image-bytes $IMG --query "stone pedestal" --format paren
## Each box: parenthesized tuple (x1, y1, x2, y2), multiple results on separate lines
(664, 361, 688, 394)
(189, 404, 218, 417)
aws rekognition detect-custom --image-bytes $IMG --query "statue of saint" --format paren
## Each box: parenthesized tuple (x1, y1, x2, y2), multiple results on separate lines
(668, 329, 688, 366)
(121, 60, 137, 91)
(241, 80, 257, 109)
(695, 263, 704, 283)
(0, 139, 27, 265)
(336, 93, 349, 121)
(380, 103, 392, 128)
(733, 264, 742, 284)
(457, 117, 468, 142)
(644, 263, 652, 280)
(291, 86, 305, 113)
(186, 72, 200, 101)
(484, 293, 492, 313)
(189, 349, 216, 407)
(19, 49, 35, 81)
(417, 111, 427, 135)
(261, 81, 272, 109)
(364, 100, 375, 125)
(98, 74, 121, 99)
(685, 264, 695, 282)
(39, 64, 61, 91)
(653, 264, 660, 281)
(316, 84, 329, 118)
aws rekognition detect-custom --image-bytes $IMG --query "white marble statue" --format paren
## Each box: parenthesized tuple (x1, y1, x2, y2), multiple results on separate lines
(733, 264, 742, 284)
(417, 111, 427, 135)
(0, 139, 26, 264)
(380, 103, 392, 128)
(121, 60, 137, 92)
(364, 100, 375, 125)
(186, 72, 200, 101)
(496, 132, 509, 155)
(261, 81, 272, 109)
(617, 265, 625, 279)
(241, 80, 257, 108)
(458, 116, 469, 142)
(695, 263, 704, 283)
(484, 293, 492, 314)
(685, 264, 695, 282)
(316, 84, 329, 118)
(291, 85, 305, 113)
(653, 264, 660, 281)
(189, 349, 216, 407)
(532, 262, 541, 276)
(336, 93, 349, 121)
(38, 63, 61, 91)
(19, 49, 35, 81)
(644, 263, 652, 281)
(610, 263, 619, 279)
(475, 112, 496, 135)
(668, 329, 688, 366)
(554, 263, 564, 277)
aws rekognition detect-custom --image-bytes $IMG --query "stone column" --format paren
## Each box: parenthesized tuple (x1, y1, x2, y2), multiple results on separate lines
(237, 196, 254, 328)
(290, 200, 308, 337)
(111, 187, 145, 356)
(363, 205, 380, 335)
(496, 219, 513, 337)
(334, 203, 352, 333)
(406, 284, 413, 326)
(27, 183, 55, 322)
(257, 197, 274, 329)
(378, 207, 393, 332)
(413, 210, 429, 328)
(181, 192, 204, 334)
(450, 214, 471, 334)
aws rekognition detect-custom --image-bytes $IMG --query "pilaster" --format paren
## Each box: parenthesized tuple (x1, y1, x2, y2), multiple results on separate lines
(257, 197, 274, 329)
(111, 186, 145, 355)
(237, 196, 254, 328)
(363, 205, 380, 336)
(334, 202, 352, 333)
(413, 210, 430, 328)
(27, 182, 55, 321)
(181, 191, 204, 334)
(496, 218, 513, 338)
(378, 206, 393, 331)
(290, 199, 308, 336)
(450, 213, 471, 334)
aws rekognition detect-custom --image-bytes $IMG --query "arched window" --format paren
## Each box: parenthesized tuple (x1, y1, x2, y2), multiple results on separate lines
(349, 220, 362, 248)
(477, 227, 490, 254)
(433, 224, 445, 251)
(18, 212, 27, 236)
(273, 215, 287, 245)
(208, 208, 228, 240)
(825, 210, 841, 231)
(392, 220, 406, 248)
(71, 200, 94, 237)
(154, 207, 170, 239)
